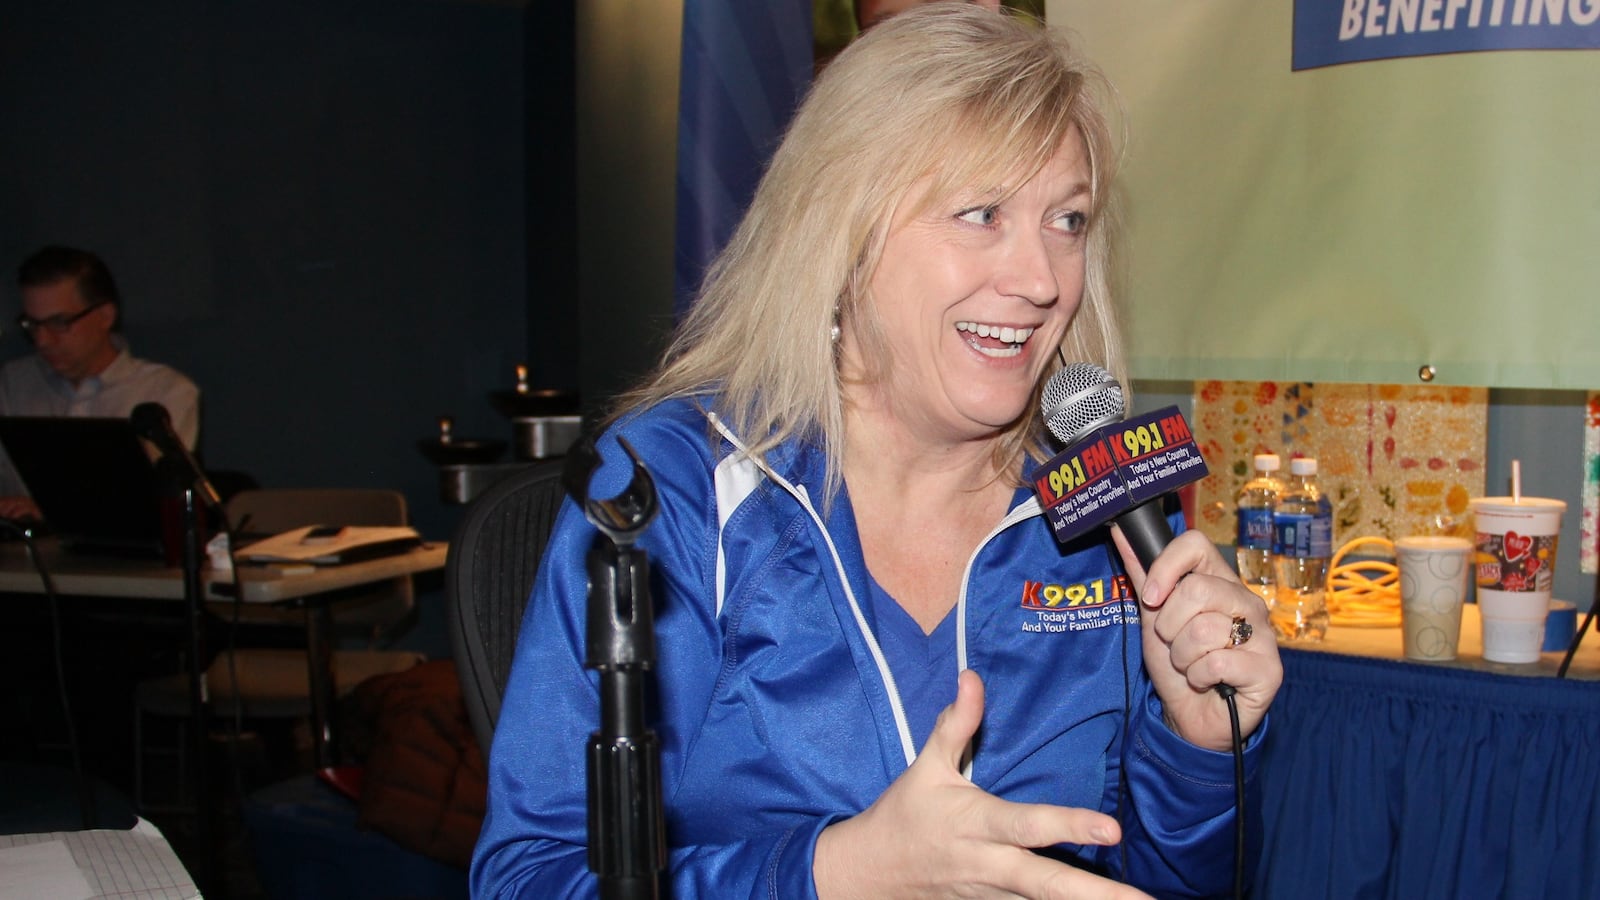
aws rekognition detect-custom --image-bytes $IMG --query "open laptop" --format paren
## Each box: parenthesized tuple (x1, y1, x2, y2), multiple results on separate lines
(0, 416, 169, 557)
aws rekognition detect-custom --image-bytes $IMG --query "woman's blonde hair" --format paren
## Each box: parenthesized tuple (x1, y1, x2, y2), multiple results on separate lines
(617, 3, 1125, 497)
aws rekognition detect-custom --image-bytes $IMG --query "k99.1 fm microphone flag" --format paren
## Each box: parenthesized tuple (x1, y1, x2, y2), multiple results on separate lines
(1033, 364, 1210, 567)
(673, 0, 812, 319)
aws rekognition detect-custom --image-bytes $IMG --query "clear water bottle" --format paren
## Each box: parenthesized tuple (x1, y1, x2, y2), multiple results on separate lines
(1235, 453, 1282, 604)
(1271, 457, 1332, 641)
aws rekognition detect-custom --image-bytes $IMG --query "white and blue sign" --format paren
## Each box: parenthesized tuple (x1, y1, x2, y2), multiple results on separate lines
(1294, 0, 1600, 69)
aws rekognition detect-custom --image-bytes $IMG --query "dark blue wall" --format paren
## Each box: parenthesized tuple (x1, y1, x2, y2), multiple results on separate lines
(0, 1, 545, 654)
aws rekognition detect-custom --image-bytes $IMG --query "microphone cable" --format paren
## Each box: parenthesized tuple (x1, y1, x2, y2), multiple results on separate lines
(198, 505, 249, 805)
(158, 469, 249, 809)
(1108, 559, 1246, 900)
(0, 517, 97, 829)
(1213, 682, 1247, 900)
(221, 510, 252, 807)
(1115, 565, 1131, 883)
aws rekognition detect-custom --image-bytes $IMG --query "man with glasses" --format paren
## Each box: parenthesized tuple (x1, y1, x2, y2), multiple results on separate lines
(0, 246, 199, 520)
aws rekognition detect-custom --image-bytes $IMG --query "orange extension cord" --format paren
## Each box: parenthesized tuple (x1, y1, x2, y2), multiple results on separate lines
(1326, 536, 1402, 627)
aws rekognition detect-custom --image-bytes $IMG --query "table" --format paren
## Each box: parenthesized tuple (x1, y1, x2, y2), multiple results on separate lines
(1292, 603, 1600, 679)
(1256, 605, 1600, 899)
(1, 536, 447, 891)
(0, 538, 447, 603)
(0, 538, 447, 767)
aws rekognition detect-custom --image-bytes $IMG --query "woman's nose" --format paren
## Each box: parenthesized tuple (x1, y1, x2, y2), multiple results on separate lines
(994, 231, 1059, 307)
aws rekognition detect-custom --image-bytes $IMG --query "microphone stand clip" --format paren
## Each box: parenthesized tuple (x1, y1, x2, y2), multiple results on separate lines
(564, 434, 667, 900)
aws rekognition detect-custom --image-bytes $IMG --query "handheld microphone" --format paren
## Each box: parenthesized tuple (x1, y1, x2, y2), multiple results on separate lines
(1041, 365, 1247, 900)
(1033, 362, 1208, 570)
(130, 402, 222, 509)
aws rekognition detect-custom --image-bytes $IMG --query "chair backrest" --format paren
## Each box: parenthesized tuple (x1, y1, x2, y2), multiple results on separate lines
(447, 460, 568, 752)
(223, 488, 414, 636)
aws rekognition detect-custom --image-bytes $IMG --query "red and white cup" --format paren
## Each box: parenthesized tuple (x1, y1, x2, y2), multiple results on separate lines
(1470, 497, 1565, 664)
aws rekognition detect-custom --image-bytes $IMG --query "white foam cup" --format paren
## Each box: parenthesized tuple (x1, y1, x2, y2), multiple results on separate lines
(1395, 536, 1472, 661)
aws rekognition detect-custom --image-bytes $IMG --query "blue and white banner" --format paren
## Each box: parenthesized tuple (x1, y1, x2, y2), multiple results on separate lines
(1294, 0, 1600, 69)
(673, 0, 812, 319)
(1056, 0, 1600, 390)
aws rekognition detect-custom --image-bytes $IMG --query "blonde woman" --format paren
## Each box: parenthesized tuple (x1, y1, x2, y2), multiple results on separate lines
(475, 6, 1280, 897)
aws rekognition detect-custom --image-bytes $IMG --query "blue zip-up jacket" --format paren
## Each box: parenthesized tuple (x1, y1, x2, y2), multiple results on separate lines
(473, 396, 1261, 898)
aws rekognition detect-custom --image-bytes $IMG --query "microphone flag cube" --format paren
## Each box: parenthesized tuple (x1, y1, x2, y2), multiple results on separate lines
(1031, 405, 1209, 546)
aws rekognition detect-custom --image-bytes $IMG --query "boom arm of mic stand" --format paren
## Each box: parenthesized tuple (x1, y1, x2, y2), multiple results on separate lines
(566, 434, 667, 900)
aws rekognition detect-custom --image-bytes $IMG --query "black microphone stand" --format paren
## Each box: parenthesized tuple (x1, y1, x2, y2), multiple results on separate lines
(153, 456, 216, 892)
(564, 435, 666, 900)
(0, 517, 96, 829)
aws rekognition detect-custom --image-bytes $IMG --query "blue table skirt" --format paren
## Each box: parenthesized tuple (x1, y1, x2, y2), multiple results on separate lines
(1256, 649, 1600, 899)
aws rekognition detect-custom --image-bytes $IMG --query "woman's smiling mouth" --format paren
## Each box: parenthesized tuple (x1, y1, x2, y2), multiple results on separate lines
(955, 320, 1035, 358)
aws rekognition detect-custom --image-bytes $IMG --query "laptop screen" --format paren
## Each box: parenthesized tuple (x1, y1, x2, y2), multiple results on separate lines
(0, 416, 168, 556)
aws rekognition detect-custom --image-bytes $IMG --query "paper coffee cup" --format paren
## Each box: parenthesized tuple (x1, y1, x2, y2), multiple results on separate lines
(1470, 497, 1565, 664)
(1396, 536, 1471, 661)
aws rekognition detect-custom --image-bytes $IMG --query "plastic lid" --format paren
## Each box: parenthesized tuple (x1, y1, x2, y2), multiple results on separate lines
(1253, 453, 1280, 472)
(1289, 457, 1318, 476)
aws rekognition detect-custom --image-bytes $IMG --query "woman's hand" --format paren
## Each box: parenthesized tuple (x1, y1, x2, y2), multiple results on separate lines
(1111, 526, 1281, 751)
(814, 669, 1154, 900)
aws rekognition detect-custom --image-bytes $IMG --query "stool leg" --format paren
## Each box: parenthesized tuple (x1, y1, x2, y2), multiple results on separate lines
(133, 703, 145, 811)
(176, 720, 188, 808)
(133, 711, 194, 814)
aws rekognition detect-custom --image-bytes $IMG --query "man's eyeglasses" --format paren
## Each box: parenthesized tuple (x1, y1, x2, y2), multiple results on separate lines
(16, 303, 105, 338)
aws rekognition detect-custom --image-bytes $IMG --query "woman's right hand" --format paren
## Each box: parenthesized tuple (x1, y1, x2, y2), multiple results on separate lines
(813, 669, 1153, 900)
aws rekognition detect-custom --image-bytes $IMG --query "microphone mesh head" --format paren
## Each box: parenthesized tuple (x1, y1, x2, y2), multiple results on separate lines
(1040, 362, 1125, 445)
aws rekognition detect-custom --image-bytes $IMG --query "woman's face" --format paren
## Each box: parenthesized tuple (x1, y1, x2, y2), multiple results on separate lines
(842, 129, 1091, 445)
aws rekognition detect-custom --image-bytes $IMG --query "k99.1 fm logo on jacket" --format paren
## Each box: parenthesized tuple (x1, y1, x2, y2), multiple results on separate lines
(1020, 575, 1137, 635)
(1020, 575, 1133, 610)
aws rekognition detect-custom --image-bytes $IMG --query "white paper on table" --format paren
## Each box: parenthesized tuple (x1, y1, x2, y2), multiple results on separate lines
(0, 839, 94, 900)
(0, 819, 199, 899)
(236, 524, 421, 564)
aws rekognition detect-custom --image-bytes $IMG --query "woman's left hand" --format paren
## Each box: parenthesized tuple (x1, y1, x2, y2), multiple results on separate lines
(1110, 526, 1282, 752)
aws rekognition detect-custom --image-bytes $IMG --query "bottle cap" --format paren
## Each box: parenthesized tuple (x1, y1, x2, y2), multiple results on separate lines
(1290, 457, 1318, 476)
(1253, 453, 1280, 472)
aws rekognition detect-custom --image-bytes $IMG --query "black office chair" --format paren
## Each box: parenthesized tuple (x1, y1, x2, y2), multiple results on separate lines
(447, 460, 568, 753)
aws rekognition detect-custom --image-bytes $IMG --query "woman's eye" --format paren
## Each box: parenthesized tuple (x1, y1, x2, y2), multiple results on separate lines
(956, 206, 998, 226)
(1054, 211, 1088, 234)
